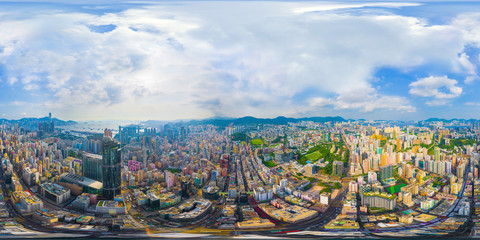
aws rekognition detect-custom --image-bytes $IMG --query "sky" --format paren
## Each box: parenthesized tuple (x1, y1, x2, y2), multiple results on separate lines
(1, 1, 480, 121)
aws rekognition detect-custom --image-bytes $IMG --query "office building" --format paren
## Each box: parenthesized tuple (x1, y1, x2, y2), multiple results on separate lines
(82, 152, 103, 182)
(102, 137, 122, 200)
(304, 164, 318, 175)
(40, 182, 71, 204)
(72, 195, 91, 211)
(320, 192, 331, 205)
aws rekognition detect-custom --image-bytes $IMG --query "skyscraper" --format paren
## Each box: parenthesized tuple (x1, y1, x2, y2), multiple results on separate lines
(102, 137, 121, 200)
(82, 152, 103, 182)
(181, 179, 191, 198)
(333, 161, 344, 177)
(379, 164, 393, 182)
(434, 147, 440, 161)
(38, 113, 55, 134)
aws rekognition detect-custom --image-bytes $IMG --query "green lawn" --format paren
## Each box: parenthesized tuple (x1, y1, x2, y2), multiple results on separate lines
(263, 160, 277, 168)
(305, 151, 322, 161)
(251, 139, 264, 145)
(385, 183, 407, 194)
(368, 207, 386, 214)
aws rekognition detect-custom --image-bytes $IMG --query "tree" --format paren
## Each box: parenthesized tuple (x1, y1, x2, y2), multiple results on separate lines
(320, 187, 332, 194)
(232, 132, 249, 141)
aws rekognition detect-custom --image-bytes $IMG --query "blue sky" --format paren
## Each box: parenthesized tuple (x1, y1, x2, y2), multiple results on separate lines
(1, 1, 480, 121)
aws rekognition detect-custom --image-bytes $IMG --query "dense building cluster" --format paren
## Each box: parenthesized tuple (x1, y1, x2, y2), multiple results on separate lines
(0, 115, 479, 237)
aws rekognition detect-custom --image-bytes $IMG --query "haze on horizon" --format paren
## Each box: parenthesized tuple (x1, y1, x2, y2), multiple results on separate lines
(1, 1, 480, 121)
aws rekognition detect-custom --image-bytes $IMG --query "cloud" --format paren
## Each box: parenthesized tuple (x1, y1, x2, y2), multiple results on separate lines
(310, 87, 415, 113)
(292, 2, 421, 14)
(457, 53, 477, 75)
(465, 102, 480, 106)
(0, 2, 478, 120)
(7, 77, 18, 85)
(465, 75, 479, 84)
(309, 97, 334, 107)
(454, 52, 478, 84)
(425, 99, 449, 106)
(452, 13, 480, 48)
(10, 101, 28, 106)
(409, 76, 462, 106)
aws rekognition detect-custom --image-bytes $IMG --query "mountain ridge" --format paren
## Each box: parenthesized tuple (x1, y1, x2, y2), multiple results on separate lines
(423, 118, 479, 123)
(184, 116, 347, 126)
(0, 117, 76, 130)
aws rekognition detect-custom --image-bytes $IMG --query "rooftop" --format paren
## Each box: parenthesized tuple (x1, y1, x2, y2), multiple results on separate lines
(60, 173, 103, 190)
(40, 182, 70, 196)
(363, 191, 396, 200)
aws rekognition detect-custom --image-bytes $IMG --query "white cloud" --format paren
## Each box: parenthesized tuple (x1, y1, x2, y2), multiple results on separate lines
(457, 53, 477, 75)
(465, 75, 478, 84)
(10, 101, 27, 106)
(0, 2, 477, 120)
(309, 97, 334, 107)
(426, 99, 449, 106)
(465, 102, 480, 106)
(451, 13, 480, 84)
(409, 75, 462, 106)
(453, 52, 478, 84)
(310, 87, 415, 113)
(292, 2, 421, 14)
(452, 12, 480, 48)
(7, 77, 17, 85)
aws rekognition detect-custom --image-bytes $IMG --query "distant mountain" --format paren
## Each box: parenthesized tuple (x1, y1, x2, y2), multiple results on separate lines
(423, 118, 478, 123)
(0, 117, 76, 130)
(185, 116, 346, 126)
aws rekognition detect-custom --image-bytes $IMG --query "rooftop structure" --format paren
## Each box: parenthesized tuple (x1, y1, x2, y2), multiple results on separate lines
(361, 191, 397, 210)
(259, 199, 318, 223)
(160, 198, 212, 222)
(40, 182, 71, 204)
(96, 200, 126, 215)
(59, 173, 103, 195)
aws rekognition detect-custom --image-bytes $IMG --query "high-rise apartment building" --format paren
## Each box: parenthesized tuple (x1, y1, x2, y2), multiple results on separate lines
(433, 147, 439, 161)
(333, 161, 344, 177)
(379, 164, 393, 182)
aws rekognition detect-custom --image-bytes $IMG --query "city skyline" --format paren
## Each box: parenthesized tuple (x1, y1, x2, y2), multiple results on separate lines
(3, 113, 480, 123)
(0, 110, 479, 238)
(1, 1, 480, 121)
(1, 1, 480, 238)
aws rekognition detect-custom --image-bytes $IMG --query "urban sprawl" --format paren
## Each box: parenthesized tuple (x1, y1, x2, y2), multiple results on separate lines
(0, 115, 479, 238)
